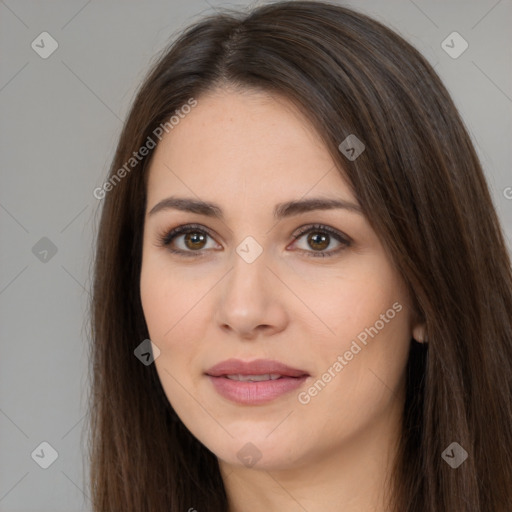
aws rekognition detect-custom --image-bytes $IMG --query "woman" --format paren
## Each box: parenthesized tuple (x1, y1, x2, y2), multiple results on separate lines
(88, 2, 512, 510)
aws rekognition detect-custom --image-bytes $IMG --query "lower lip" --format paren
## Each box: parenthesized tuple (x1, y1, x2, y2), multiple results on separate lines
(207, 375, 308, 405)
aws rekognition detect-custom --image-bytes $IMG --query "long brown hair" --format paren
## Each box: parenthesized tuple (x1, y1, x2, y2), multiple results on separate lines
(87, 2, 512, 510)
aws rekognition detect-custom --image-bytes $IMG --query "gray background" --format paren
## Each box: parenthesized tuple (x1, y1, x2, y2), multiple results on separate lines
(0, 0, 510, 510)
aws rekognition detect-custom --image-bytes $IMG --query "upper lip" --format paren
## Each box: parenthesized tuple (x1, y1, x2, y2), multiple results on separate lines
(206, 358, 309, 378)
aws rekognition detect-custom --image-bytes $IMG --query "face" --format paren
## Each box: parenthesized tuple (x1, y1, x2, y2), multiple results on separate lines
(140, 87, 422, 471)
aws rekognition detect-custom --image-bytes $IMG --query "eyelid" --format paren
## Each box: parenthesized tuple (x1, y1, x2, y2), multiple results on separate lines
(157, 223, 215, 246)
(156, 223, 220, 257)
(291, 223, 351, 244)
(288, 223, 352, 257)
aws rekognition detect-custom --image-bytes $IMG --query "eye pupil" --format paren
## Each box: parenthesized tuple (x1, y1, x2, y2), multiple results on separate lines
(308, 232, 329, 251)
(185, 232, 206, 250)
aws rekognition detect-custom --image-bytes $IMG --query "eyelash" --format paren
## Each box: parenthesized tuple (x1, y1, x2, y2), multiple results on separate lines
(156, 223, 352, 258)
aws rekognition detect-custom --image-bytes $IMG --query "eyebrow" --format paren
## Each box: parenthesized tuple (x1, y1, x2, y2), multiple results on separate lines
(148, 196, 363, 219)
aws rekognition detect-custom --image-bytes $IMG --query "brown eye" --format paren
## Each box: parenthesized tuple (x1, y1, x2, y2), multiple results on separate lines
(158, 223, 220, 256)
(184, 231, 207, 250)
(307, 232, 330, 251)
(290, 224, 351, 258)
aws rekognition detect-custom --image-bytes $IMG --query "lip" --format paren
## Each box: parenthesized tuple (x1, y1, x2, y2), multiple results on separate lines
(206, 358, 308, 378)
(205, 358, 309, 405)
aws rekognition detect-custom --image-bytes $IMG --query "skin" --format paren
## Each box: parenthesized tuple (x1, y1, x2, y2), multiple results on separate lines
(140, 86, 426, 512)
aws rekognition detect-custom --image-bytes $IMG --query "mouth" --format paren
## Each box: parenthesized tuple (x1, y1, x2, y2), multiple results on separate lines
(223, 373, 285, 381)
(205, 359, 310, 405)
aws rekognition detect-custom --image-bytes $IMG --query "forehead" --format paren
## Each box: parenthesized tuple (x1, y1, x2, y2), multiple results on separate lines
(146, 87, 354, 206)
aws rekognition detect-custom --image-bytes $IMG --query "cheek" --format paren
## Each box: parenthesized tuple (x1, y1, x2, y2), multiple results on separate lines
(140, 261, 202, 408)
(297, 308, 410, 447)
(304, 257, 412, 400)
(140, 253, 198, 341)
(140, 264, 172, 341)
(141, 275, 212, 438)
(308, 263, 406, 345)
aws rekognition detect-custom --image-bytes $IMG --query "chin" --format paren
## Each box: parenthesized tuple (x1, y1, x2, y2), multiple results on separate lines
(200, 429, 307, 471)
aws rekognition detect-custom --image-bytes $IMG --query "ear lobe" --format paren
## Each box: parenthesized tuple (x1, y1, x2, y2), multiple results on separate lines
(412, 323, 428, 343)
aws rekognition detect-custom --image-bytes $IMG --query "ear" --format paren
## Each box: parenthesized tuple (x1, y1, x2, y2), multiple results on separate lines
(412, 322, 428, 343)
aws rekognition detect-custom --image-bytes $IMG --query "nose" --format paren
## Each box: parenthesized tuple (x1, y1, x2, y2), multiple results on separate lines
(214, 251, 289, 340)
